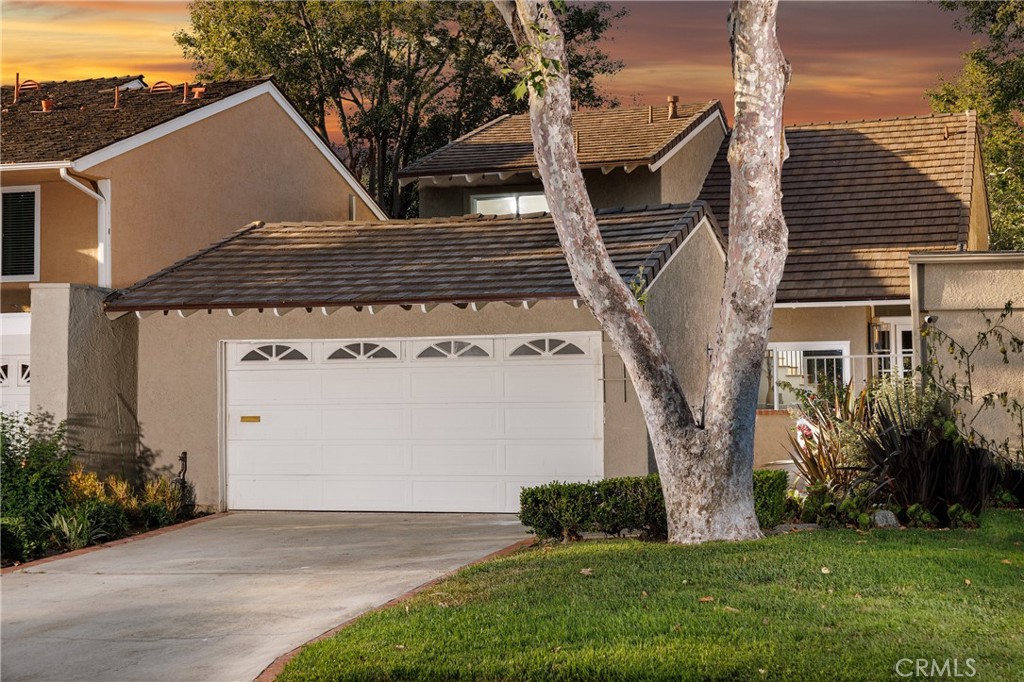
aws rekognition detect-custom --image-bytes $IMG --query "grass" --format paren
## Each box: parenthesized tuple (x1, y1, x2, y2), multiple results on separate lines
(279, 511, 1024, 681)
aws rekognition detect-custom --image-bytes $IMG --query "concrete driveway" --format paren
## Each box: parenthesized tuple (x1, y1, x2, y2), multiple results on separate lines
(1, 512, 526, 682)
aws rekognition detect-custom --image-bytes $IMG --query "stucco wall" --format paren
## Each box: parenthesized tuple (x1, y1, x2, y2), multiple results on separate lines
(136, 301, 655, 509)
(658, 119, 726, 204)
(769, 306, 871, 354)
(1, 171, 98, 311)
(88, 92, 380, 288)
(646, 221, 725, 417)
(913, 254, 1024, 458)
(30, 284, 140, 478)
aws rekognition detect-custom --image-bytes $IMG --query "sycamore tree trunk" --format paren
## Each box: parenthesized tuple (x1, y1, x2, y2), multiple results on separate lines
(495, 0, 790, 544)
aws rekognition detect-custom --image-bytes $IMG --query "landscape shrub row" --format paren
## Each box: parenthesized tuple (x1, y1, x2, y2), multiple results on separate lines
(1, 413, 195, 565)
(519, 471, 788, 542)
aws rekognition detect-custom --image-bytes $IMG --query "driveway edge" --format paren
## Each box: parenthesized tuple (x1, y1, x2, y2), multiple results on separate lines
(253, 536, 536, 682)
(0, 512, 231, 575)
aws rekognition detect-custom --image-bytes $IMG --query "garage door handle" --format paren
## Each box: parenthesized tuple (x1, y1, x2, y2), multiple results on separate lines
(240, 415, 261, 423)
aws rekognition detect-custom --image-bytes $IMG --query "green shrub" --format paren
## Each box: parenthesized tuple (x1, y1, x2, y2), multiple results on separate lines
(140, 500, 175, 530)
(752, 470, 788, 529)
(76, 499, 129, 540)
(48, 507, 107, 550)
(519, 473, 783, 542)
(1, 414, 77, 559)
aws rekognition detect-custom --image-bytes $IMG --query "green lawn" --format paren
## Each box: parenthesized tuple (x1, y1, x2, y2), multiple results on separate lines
(280, 511, 1024, 682)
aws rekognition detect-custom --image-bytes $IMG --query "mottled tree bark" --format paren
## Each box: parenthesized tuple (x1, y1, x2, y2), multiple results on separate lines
(495, 0, 790, 543)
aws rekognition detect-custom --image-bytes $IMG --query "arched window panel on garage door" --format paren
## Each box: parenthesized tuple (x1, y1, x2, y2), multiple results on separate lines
(326, 342, 400, 361)
(237, 343, 311, 363)
(18, 362, 29, 386)
(414, 339, 493, 359)
(509, 338, 586, 358)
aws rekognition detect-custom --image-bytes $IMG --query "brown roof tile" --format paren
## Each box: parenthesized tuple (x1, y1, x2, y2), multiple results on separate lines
(699, 112, 980, 303)
(398, 101, 724, 178)
(1, 75, 272, 164)
(105, 203, 718, 312)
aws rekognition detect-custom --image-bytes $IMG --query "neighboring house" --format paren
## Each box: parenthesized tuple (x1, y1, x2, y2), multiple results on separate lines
(0, 75, 384, 459)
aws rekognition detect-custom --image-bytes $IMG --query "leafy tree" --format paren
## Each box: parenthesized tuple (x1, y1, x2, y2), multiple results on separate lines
(496, 0, 790, 543)
(175, 0, 625, 217)
(930, 1, 1024, 250)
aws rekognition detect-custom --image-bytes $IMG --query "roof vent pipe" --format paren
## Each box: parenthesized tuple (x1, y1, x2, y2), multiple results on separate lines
(13, 72, 19, 104)
(667, 95, 678, 120)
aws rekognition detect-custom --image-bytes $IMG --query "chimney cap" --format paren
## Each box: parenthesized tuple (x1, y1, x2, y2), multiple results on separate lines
(666, 95, 679, 103)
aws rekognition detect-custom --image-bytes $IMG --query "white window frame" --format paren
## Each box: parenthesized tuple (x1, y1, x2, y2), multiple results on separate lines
(1, 185, 41, 283)
(470, 190, 547, 216)
(765, 340, 851, 410)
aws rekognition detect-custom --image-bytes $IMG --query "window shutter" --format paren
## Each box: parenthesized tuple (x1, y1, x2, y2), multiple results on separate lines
(2, 192, 36, 277)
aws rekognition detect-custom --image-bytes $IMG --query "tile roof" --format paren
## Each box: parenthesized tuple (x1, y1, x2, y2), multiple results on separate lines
(699, 112, 980, 303)
(1, 75, 272, 164)
(398, 100, 724, 178)
(104, 203, 717, 312)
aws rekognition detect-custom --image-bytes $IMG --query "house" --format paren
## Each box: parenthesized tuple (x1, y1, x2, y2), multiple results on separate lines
(403, 103, 991, 467)
(0, 75, 385, 466)
(20, 91, 992, 512)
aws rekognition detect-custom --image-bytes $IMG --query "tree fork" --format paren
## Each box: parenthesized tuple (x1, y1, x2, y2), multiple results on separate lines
(496, 0, 790, 543)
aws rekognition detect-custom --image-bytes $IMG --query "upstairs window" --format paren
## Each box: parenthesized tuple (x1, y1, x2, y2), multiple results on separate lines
(471, 191, 548, 216)
(2, 187, 40, 281)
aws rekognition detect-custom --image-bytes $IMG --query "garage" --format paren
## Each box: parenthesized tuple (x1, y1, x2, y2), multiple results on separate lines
(225, 332, 604, 512)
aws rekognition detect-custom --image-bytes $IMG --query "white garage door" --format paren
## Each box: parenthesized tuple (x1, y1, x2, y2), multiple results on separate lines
(225, 333, 603, 512)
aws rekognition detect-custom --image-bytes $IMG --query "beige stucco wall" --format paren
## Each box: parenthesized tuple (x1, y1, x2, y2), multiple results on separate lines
(646, 221, 725, 416)
(1, 171, 98, 312)
(29, 284, 140, 478)
(136, 301, 656, 509)
(414, 116, 726, 219)
(87, 92, 380, 289)
(913, 255, 1024, 458)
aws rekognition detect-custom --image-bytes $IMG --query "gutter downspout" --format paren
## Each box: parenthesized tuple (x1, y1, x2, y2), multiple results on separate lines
(60, 168, 111, 288)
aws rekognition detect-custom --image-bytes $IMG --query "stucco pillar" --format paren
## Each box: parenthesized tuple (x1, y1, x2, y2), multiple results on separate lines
(30, 284, 140, 479)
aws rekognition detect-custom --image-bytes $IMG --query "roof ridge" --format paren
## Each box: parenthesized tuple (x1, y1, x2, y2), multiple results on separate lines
(786, 111, 969, 129)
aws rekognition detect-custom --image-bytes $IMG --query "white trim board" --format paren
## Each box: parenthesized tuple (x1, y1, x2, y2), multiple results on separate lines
(72, 81, 388, 221)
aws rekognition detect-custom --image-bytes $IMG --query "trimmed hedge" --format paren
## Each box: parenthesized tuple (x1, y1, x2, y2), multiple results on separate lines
(519, 470, 789, 541)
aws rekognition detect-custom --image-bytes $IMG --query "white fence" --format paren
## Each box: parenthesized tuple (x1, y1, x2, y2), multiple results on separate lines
(758, 349, 914, 410)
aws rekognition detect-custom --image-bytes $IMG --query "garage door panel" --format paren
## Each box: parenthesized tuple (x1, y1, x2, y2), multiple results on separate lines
(228, 407, 322, 440)
(411, 406, 498, 439)
(322, 407, 409, 439)
(229, 476, 323, 510)
(411, 443, 500, 475)
(504, 365, 599, 402)
(322, 443, 411, 475)
(504, 442, 602, 477)
(321, 368, 407, 402)
(230, 443, 322, 476)
(412, 479, 503, 512)
(322, 478, 411, 510)
(229, 371, 321, 404)
(505, 405, 598, 439)
(409, 367, 499, 402)
(226, 334, 603, 513)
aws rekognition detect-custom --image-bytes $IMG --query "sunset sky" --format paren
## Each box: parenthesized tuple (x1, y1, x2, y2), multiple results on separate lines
(2, 0, 978, 140)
